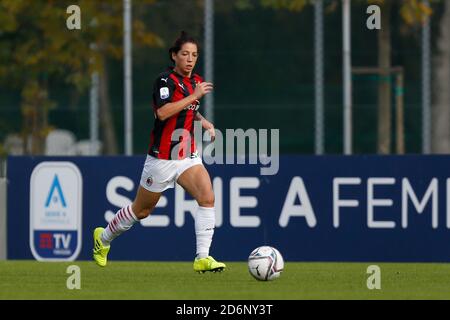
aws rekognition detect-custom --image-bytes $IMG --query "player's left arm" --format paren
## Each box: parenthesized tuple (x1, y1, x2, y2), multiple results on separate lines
(195, 112, 215, 141)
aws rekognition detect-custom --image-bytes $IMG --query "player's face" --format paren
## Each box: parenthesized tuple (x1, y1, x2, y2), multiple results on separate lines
(173, 42, 198, 76)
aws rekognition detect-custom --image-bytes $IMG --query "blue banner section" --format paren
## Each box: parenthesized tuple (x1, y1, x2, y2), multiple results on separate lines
(7, 155, 450, 262)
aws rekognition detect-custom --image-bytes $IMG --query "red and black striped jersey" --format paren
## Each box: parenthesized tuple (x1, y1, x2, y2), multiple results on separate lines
(148, 68, 202, 160)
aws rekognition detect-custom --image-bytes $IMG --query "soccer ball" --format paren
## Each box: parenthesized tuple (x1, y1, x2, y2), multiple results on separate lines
(248, 246, 284, 281)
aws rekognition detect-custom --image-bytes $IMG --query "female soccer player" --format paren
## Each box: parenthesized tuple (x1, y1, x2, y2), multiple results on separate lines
(93, 31, 226, 273)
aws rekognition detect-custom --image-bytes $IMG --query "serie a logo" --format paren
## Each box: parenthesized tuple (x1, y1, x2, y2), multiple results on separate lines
(30, 162, 83, 261)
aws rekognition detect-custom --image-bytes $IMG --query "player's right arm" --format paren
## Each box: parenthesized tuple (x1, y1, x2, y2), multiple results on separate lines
(155, 80, 213, 121)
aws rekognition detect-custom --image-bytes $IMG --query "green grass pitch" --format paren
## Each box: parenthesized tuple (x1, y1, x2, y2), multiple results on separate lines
(1, 261, 450, 299)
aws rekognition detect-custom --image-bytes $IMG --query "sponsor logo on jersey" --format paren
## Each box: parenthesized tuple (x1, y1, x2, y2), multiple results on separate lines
(184, 99, 200, 111)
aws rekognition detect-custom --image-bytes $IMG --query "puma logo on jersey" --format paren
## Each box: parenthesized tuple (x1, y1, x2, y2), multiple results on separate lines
(178, 83, 185, 90)
(161, 77, 168, 83)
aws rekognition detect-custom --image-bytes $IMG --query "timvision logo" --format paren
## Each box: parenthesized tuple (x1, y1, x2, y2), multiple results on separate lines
(30, 162, 83, 261)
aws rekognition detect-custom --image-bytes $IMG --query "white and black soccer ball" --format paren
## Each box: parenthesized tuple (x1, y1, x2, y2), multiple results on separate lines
(248, 246, 284, 281)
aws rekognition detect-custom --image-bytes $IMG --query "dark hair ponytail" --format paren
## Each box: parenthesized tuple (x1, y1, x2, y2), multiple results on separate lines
(168, 31, 199, 63)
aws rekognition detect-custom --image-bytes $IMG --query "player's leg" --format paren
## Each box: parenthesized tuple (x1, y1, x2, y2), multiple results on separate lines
(131, 186, 162, 219)
(94, 155, 172, 267)
(93, 187, 161, 267)
(176, 162, 226, 272)
(101, 186, 161, 246)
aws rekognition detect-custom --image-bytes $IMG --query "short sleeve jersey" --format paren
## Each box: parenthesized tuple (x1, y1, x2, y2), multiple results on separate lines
(148, 68, 203, 160)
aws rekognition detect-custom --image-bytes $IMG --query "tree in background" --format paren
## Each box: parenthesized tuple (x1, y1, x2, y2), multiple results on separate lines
(0, 0, 162, 155)
(370, 0, 432, 154)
